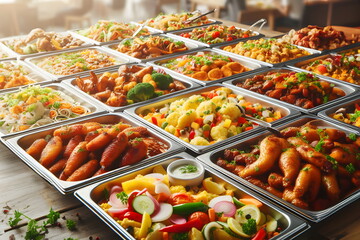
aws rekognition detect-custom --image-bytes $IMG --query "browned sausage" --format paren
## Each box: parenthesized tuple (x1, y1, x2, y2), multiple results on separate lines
(63, 135, 83, 159)
(268, 173, 283, 189)
(122, 126, 149, 139)
(67, 159, 99, 181)
(282, 187, 309, 209)
(100, 132, 128, 168)
(48, 158, 67, 175)
(26, 138, 48, 160)
(53, 124, 85, 140)
(39, 136, 63, 168)
(280, 127, 300, 138)
(322, 172, 341, 202)
(299, 126, 320, 142)
(120, 138, 148, 167)
(266, 186, 283, 199)
(294, 164, 314, 198)
(240, 136, 289, 178)
(86, 132, 114, 152)
(63, 141, 89, 177)
(279, 148, 301, 187)
(307, 165, 321, 202)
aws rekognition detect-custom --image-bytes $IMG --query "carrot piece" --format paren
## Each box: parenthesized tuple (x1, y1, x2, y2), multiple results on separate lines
(63, 141, 89, 177)
(26, 138, 48, 160)
(239, 197, 263, 208)
(39, 136, 63, 168)
(48, 158, 67, 175)
(208, 208, 216, 222)
(162, 232, 169, 240)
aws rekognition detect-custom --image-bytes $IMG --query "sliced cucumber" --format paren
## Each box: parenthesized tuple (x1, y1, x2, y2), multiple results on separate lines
(202, 222, 222, 240)
(233, 197, 245, 208)
(132, 195, 155, 215)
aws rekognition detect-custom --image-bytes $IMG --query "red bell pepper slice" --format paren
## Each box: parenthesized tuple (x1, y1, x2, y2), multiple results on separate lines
(159, 219, 203, 233)
(123, 211, 143, 222)
(355, 103, 360, 111)
(251, 228, 267, 240)
(127, 190, 140, 211)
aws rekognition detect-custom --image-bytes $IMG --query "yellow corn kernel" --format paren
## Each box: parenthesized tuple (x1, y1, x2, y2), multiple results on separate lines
(223, 119, 232, 128)
(191, 121, 200, 130)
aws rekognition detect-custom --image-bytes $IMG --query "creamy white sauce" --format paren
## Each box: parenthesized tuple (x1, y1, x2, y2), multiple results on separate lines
(172, 164, 200, 179)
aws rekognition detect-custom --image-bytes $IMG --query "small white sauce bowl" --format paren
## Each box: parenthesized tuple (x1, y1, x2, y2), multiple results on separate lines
(167, 159, 205, 187)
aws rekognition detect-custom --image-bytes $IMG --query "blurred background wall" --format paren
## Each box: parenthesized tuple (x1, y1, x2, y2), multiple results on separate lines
(0, 0, 359, 38)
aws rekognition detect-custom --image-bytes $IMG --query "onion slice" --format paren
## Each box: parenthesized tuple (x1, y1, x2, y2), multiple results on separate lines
(110, 185, 123, 194)
(169, 214, 187, 225)
(213, 201, 236, 217)
(155, 181, 171, 196)
(144, 173, 165, 181)
(151, 203, 173, 222)
(208, 195, 233, 208)
(109, 192, 127, 209)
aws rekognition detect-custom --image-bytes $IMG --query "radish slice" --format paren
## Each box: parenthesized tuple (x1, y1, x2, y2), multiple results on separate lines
(145, 173, 165, 180)
(213, 201, 236, 217)
(209, 195, 233, 208)
(110, 185, 123, 194)
(107, 207, 128, 218)
(169, 214, 187, 225)
(136, 188, 148, 196)
(109, 192, 127, 209)
(146, 191, 160, 215)
(155, 181, 171, 196)
(151, 203, 173, 222)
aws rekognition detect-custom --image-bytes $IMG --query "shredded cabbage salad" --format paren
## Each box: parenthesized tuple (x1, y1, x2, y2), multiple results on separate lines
(0, 85, 90, 133)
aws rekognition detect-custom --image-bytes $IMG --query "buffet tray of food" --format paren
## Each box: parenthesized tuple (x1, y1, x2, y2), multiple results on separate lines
(318, 94, 360, 134)
(102, 33, 205, 63)
(223, 67, 358, 114)
(0, 60, 51, 93)
(63, 63, 201, 112)
(74, 152, 310, 240)
(125, 84, 300, 154)
(166, 24, 263, 48)
(148, 48, 267, 86)
(70, 20, 162, 46)
(287, 45, 360, 89)
(279, 25, 360, 54)
(137, 11, 221, 34)
(0, 82, 106, 139)
(1, 112, 184, 194)
(215, 37, 321, 68)
(0, 29, 94, 60)
(0, 42, 17, 61)
(197, 115, 360, 222)
(24, 46, 131, 81)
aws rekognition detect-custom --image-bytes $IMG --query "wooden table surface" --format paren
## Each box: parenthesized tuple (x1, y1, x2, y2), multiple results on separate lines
(1, 21, 359, 240)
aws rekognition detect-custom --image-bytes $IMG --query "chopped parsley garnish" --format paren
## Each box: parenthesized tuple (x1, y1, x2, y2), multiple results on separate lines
(348, 133, 357, 141)
(242, 218, 257, 235)
(116, 191, 128, 204)
(179, 164, 198, 174)
(346, 163, 356, 174)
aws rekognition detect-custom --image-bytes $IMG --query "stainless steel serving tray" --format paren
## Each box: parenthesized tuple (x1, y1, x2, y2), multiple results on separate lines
(2, 112, 184, 194)
(214, 38, 321, 68)
(136, 18, 222, 34)
(0, 31, 94, 60)
(166, 24, 263, 48)
(223, 67, 358, 114)
(74, 153, 309, 240)
(0, 42, 17, 61)
(24, 46, 131, 81)
(125, 83, 300, 154)
(148, 48, 268, 86)
(318, 93, 360, 134)
(102, 33, 205, 63)
(0, 82, 106, 139)
(287, 45, 360, 89)
(69, 22, 162, 46)
(63, 63, 201, 112)
(0, 59, 52, 93)
(197, 115, 359, 222)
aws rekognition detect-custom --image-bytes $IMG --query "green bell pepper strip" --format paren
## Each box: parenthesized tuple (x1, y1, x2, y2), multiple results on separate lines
(172, 202, 209, 216)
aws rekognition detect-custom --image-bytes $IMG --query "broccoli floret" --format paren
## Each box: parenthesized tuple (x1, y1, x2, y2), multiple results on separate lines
(126, 82, 155, 103)
(242, 218, 257, 235)
(151, 72, 173, 90)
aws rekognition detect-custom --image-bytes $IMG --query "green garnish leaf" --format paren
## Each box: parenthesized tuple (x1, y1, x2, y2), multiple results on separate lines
(66, 219, 77, 231)
(116, 191, 128, 204)
(179, 164, 198, 174)
(242, 218, 257, 235)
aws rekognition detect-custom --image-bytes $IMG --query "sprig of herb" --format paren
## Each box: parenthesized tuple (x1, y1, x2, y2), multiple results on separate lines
(179, 164, 198, 174)
(116, 191, 129, 204)
(66, 219, 77, 231)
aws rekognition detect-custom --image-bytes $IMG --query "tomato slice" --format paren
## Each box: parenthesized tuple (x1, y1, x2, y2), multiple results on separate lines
(317, 64, 328, 74)
(188, 211, 210, 228)
(168, 193, 193, 205)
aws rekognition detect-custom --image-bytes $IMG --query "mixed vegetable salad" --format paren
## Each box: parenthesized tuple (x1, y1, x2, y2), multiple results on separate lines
(76, 20, 151, 42)
(99, 164, 282, 240)
(0, 62, 37, 89)
(34, 49, 123, 76)
(140, 87, 282, 145)
(331, 103, 360, 127)
(0, 85, 90, 133)
(179, 25, 256, 45)
(301, 48, 360, 85)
